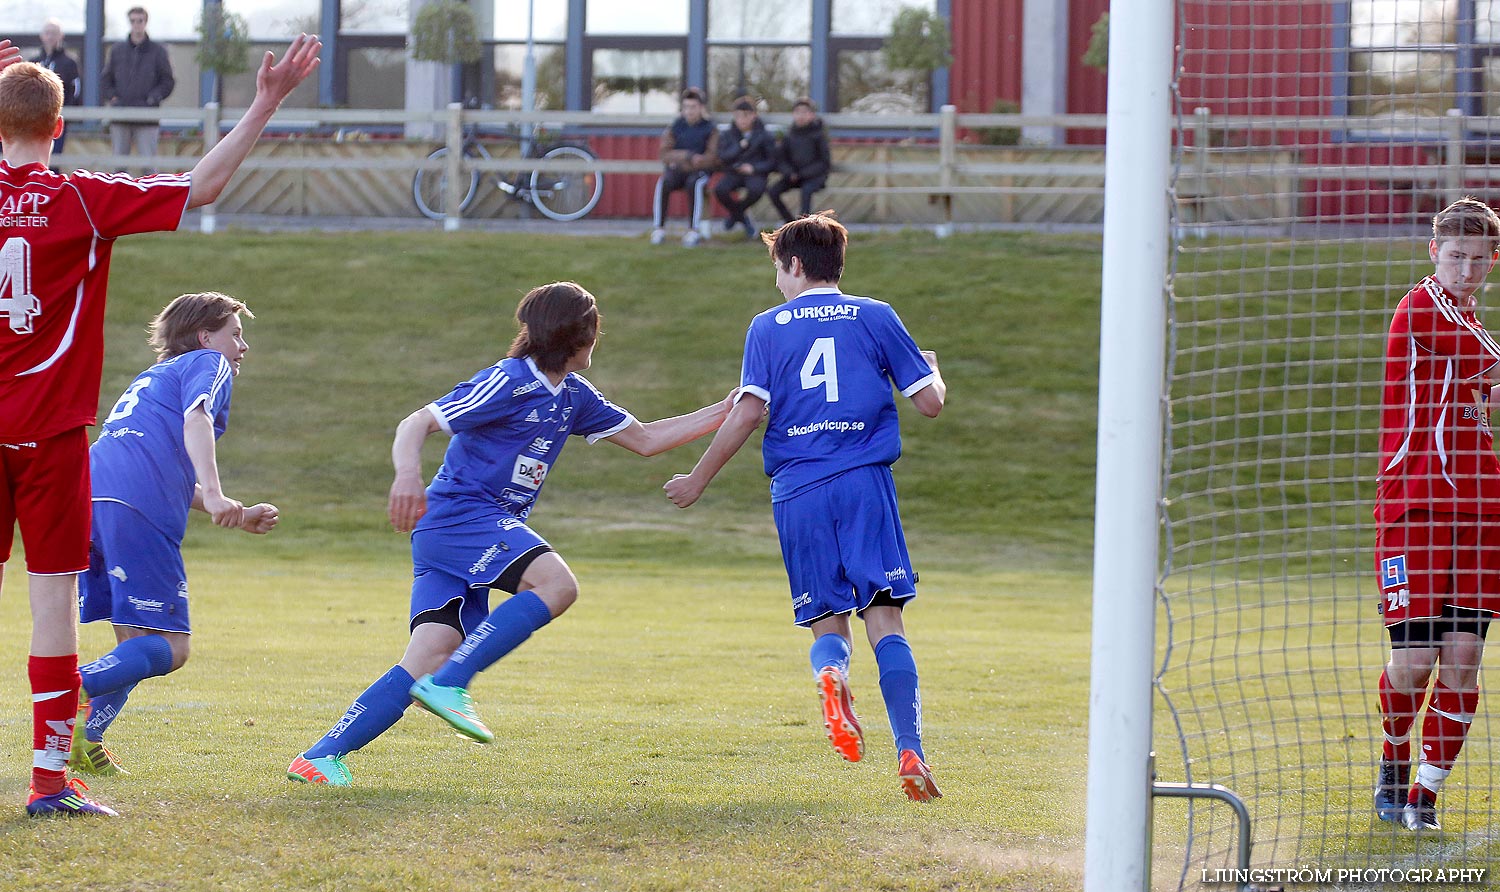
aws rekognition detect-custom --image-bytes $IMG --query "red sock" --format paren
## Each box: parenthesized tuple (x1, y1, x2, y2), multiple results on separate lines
(1415, 682, 1479, 792)
(28, 654, 79, 796)
(1378, 668, 1420, 762)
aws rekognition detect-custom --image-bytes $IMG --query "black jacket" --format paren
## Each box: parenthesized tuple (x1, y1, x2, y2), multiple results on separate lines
(777, 118, 831, 182)
(717, 119, 777, 176)
(100, 35, 175, 108)
(32, 48, 80, 106)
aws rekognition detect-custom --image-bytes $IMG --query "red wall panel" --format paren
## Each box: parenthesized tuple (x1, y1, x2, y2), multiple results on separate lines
(949, 0, 1024, 113)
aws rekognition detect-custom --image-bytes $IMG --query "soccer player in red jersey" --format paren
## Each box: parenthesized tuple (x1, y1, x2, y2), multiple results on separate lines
(1373, 197, 1500, 832)
(0, 34, 320, 817)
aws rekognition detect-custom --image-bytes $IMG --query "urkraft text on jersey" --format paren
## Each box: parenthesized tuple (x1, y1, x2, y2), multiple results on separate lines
(791, 304, 859, 321)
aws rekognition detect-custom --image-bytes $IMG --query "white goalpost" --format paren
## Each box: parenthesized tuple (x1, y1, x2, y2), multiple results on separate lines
(1085, 0, 1174, 889)
(1090, 1, 1500, 889)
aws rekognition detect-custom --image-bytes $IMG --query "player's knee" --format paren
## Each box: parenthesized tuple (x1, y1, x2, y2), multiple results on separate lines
(536, 575, 579, 617)
(168, 637, 191, 672)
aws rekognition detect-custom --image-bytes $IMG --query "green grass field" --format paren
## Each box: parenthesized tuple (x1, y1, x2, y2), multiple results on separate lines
(2, 229, 1492, 890)
(0, 230, 1101, 891)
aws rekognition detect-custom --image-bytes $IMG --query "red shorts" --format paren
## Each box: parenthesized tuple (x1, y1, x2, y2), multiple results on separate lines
(1374, 511, 1500, 626)
(0, 427, 91, 575)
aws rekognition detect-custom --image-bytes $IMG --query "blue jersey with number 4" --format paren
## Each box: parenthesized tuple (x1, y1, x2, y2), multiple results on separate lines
(91, 349, 234, 539)
(739, 287, 935, 502)
(419, 355, 635, 528)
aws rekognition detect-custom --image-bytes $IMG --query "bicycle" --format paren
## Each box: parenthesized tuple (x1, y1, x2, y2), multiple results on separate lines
(412, 125, 604, 222)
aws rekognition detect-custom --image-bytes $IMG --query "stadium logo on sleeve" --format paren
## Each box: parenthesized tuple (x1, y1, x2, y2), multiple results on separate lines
(1380, 555, 1408, 589)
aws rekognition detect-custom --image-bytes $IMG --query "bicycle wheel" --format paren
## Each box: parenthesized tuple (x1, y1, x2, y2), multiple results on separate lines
(412, 146, 482, 220)
(529, 144, 604, 222)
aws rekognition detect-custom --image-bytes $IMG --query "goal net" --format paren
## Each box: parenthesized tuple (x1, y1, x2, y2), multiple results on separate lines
(1157, 0, 1499, 885)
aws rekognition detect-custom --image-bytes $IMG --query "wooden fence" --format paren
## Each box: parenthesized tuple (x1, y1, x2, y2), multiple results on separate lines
(46, 105, 1479, 231)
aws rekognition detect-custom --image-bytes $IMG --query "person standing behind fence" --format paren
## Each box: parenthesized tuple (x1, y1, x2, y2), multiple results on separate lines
(714, 97, 776, 240)
(652, 87, 718, 248)
(767, 98, 831, 224)
(31, 20, 79, 156)
(100, 7, 174, 173)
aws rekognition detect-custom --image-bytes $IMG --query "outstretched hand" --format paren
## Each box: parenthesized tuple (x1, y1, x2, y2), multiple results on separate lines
(254, 34, 322, 108)
(0, 40, 21, 72)
(241, 503, 280, 535)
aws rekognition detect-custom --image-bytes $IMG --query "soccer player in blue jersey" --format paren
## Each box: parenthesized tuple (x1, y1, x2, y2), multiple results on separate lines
(288, 281, 732, 786)
(73, 292, 279, 776)
(664, 213, 947, 801)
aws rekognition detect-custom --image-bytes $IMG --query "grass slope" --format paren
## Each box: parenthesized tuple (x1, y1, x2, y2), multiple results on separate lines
(0, 231, 1102, 890)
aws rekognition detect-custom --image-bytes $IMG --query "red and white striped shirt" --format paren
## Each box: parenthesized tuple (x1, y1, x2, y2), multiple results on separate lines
(1376, 276, 1500, 522)
(0, 162, 190, 442)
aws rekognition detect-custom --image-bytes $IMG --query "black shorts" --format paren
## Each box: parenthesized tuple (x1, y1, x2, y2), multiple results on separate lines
(1387, 603, 1494, 648)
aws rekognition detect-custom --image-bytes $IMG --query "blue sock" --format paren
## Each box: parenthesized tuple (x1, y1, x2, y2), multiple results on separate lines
(431, 591, 553, 689)
(874, 634, 924, 760)
(80, 635, 175, 699)
(809, 633, 852, 676)
(303, 666, 414, 760)
(84, 682, 137, 742)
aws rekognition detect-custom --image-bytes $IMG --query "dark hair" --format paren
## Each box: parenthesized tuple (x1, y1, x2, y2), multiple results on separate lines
(149, 292, 253, 361)
(127, 6, 147, 19)
(732, 96, 756, 112)
(760, 212, 846, 283)
(680, 87, 706, 105)
(792, 97, 817, 112)
(1434, 197, 1500, 251)
(507, 282, 601, 374)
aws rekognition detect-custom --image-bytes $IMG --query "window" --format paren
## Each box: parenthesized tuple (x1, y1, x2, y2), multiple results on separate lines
(588, 2, 689, 36)
(340, 0, 409, 35)
(224, 0, 322, 38)
(493, 43, 566, 110)
(835, 48, 927, 113)
(492, 0, 569, 41)
(708, 45, 810, 110)
(1347, 0, 1459, 117)
(831, 0, 935, 37)
(221, 42, 321, 108)
(346, 46, 406, 109)
(591, 48, 682, 113)
(708, 0, 811, 42)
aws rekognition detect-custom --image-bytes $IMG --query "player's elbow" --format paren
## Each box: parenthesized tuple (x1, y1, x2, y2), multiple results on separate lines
(911, 390, 944, 418)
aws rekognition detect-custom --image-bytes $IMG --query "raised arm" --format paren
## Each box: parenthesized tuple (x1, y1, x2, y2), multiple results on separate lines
(909, 350, 946, 418)
(183, 406, 244, 529)
(388, 407, 442, 532)
(187, 34, 321, 209)
(663, 393, 766, 508)
(0, 40, 21, 71)
(604, 391, 733, 457)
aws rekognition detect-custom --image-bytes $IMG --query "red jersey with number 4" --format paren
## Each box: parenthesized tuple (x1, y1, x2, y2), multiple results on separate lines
(0, 161, 190, 442)
(1376, 276, 1500, 523)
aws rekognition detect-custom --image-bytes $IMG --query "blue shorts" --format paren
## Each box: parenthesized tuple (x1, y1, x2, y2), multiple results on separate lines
(78, 500, 191, 634)
(772, 464, 917, 627)
(409, 510, 552, 635)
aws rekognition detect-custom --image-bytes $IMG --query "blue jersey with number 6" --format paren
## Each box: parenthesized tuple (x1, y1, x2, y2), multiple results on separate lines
(739, 287, 935, 502)
(91, 349, 234, 539)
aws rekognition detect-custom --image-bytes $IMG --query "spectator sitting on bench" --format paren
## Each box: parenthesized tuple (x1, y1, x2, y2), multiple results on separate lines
(652, 87, 719, 247)
(714, 96, 776, 239)
(767, 97, 831, 223)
